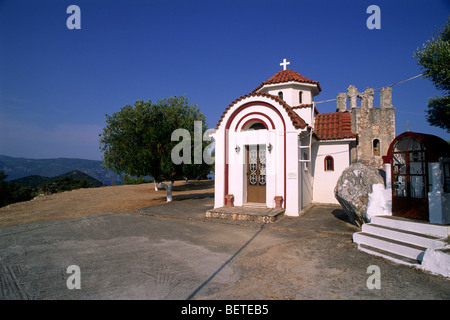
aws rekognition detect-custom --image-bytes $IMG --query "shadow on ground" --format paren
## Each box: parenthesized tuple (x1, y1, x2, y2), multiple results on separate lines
(331, 208, 355, 226)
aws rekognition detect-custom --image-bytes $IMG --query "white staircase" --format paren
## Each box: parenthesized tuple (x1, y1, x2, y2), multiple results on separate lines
(353, 216, 450, 267)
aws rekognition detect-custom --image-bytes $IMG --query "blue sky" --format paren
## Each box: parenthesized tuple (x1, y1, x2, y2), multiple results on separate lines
(0, 0, 449, 160)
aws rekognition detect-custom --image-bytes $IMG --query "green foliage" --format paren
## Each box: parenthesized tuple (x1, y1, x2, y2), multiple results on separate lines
(426, 96, 450, 133)
(11, 170, 104, 188)
(99, 96, 213, 183)
(0, 170, 101, 207)
(121, 174, 151, 185)
(414, 16, 450, 132)
(0, 170, 34, 207)
(42, 176, 97, 194)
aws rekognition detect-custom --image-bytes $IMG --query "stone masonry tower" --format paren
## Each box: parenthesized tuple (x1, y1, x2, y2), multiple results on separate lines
(336, 85, 396, 169)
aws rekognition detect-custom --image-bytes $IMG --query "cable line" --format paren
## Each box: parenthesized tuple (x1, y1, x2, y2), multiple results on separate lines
(315, 73, 424, 104)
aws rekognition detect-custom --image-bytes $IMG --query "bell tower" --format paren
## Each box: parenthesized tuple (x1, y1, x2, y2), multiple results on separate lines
(253, 59, 321, 125)
(336, 85, 396, 168)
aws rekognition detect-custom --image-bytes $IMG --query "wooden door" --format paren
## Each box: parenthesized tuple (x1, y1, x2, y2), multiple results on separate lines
(246, 145, 266, 203)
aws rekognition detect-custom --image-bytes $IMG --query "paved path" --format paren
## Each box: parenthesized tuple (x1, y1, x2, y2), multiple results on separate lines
(0, 197, 449, 300)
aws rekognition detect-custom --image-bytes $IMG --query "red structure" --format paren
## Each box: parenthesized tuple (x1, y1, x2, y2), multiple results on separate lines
(383, 131, 450, 221)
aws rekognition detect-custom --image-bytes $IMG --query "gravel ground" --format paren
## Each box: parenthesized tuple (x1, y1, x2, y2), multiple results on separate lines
(0, 195, 449, 301)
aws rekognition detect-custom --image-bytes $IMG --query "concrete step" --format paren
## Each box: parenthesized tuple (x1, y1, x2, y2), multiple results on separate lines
(357, 244, 420, 267)
(205, 206, 285, 223)
(353, 231, 427, 262)
(362, 223, 446, 249)
(371, 216, 450, 238)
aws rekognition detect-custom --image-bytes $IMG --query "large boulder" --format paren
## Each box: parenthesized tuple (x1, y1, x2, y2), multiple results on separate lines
(334, 162, 385, 227)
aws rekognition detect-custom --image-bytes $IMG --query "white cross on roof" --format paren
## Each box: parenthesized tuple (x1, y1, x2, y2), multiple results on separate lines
(280, 58, 290, 70)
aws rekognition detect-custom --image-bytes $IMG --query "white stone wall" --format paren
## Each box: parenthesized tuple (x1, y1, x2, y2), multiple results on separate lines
(312, 141, 352, 204)
(259, 82, 318, 107)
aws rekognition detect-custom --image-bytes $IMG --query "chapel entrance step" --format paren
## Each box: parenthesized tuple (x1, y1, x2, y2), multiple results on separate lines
(358, 244, 421, 266)
(353, 215, 450, 267)
(353, 232, 427, 262)
(205, 206, 285, 223)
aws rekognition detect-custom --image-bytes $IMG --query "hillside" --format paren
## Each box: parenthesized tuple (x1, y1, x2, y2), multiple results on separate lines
(11, 170, 104, 188)
(0, 155, 121, 185)
(1, 170, 107, 208)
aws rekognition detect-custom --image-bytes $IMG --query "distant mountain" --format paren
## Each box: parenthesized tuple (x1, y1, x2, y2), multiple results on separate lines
(0, 155, 121, 185)
(11, 170, 104, 188)
(9, 175, 50, 187)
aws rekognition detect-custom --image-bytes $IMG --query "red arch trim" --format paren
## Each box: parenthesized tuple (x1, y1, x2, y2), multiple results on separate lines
(240, 118, 269, 130)
(224, 101, 286, 208)
(234, 112, 275, 131)
(383, 131, 450, 164)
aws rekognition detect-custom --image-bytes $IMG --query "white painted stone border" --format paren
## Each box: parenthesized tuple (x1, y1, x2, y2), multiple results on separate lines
(421, 245, 450, 278)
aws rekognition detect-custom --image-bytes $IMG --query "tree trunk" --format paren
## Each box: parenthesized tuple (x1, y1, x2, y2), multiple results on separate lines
(159, 181, 174, 202)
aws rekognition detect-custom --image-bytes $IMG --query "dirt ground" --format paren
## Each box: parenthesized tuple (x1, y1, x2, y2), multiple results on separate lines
(0, 180, 214, 228)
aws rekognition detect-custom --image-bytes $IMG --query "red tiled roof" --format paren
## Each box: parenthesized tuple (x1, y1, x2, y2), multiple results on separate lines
(253, 69, 322, 93)
(215, 92, 308, 130)
(314, 112, 358, 140)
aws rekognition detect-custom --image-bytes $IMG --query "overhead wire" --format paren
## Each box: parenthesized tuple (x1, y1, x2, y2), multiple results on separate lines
(315, 73, 424, 105)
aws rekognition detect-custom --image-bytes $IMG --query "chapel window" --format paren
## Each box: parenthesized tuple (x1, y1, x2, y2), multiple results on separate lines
(324, 156, 334, 171)
(249, 122, 266, 130)
(278, 91, 283, 100)
(299, 91, 303, 104)
(373, 139, 381, 156)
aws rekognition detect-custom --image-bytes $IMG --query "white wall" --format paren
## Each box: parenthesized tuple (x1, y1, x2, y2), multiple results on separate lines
(294, 107, 315, 127)
(312, 141, 351, 204)
(259, 82, 318, 107)
(285, 131, 300, 215)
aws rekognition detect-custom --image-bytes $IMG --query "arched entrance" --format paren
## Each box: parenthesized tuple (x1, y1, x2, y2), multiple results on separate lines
(384, 132, 450, 221)
(391, 135, 428, 220)
(223, 100, 287, 209)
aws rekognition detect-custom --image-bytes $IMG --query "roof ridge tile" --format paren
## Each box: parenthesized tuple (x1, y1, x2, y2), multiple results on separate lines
(253, 69, 322, 93)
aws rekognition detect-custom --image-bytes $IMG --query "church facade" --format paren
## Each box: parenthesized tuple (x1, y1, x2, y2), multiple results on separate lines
(211, 61, 395, 216)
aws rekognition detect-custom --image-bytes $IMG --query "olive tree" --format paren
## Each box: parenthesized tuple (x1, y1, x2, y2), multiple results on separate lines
(99, 96, 213, 201)
(414, 17, 450, 133)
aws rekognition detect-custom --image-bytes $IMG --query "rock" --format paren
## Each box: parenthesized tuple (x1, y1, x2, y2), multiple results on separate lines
(334, 162, 385, 227)
(421, 246, 450, 278)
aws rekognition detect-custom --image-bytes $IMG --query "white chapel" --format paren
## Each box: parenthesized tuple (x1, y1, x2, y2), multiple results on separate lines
(211, 60, 394, 216)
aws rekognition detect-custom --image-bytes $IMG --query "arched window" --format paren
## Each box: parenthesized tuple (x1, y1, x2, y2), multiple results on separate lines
(249, 122, 266, 130)
(299, 91, 303, 104)
(324, 156, 334, 171)
(373, 139, 380, 156)
(278, 91, 283, 100)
